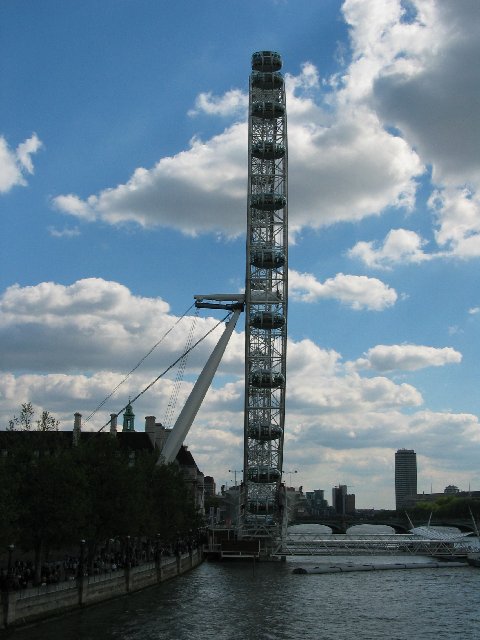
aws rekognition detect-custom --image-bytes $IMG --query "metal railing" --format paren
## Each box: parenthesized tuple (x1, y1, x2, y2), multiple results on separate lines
(272, 533, 480, 557)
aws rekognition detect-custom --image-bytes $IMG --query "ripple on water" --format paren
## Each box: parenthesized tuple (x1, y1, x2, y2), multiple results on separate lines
(5, 559, 480, 640)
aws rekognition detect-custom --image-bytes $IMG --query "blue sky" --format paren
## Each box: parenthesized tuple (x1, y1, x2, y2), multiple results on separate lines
(1, 0, 480, 508)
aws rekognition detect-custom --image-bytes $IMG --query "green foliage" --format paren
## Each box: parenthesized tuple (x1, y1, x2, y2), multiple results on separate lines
(1, 411, 201, 580)
(147, 463, 202, 540)
(412, 496, 480, 519)
(7, 402, 59, 431)
(0, 461, 17, 548)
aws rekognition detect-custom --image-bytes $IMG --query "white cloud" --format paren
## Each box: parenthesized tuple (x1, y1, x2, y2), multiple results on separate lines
(357, 0, 480, 260)
(52, 194, 97, 222)
(369, 0, 480, 190)
(429, 187, 480, 258)
(48, 226, 81, 238)
(188, 89, 248, 117)
(53, 124, 248, 236)
(1, 277, 479, 508)
(0, 133, 42, 193)
(324, 0, 480, 265)
(289, 269, 398, 310)
(0, 278, 245, 380)
(52, 58, 423, 236)
(49, 0, 480, 269)
(352, 343, 462, 372)
(348, 228, 430, 268)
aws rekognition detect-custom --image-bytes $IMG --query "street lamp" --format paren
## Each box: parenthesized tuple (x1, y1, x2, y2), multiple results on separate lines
(7, 543, 14, 581)
(79, 539, 86, 579)
(228, 469, 243, 486)
(284, 469, 298, 487)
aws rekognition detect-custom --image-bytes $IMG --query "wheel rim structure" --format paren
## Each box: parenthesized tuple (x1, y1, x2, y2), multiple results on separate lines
(243, 51, 288, 534)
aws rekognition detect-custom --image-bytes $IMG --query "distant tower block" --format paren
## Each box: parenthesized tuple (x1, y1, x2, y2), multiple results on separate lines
(395, 449, 417, 510)
(243, 51, 288, 530)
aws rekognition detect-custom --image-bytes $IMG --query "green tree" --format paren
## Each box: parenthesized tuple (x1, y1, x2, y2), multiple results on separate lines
(147, 463, 201, 541)
(7, 402, 34, 430)
(76, 436, 137, 566)
(0, 460, 18, 549)
(8, 402, 59, 431)
(7, 444, 87, 584)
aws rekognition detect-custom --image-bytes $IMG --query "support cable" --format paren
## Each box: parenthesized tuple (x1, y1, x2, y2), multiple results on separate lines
(163, 306, 200, 427)
(97, 311, 232, 432)
(84, 301, 195, 424)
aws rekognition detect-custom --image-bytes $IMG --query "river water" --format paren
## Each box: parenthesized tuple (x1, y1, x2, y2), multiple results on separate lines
(6, 526, 480, 640)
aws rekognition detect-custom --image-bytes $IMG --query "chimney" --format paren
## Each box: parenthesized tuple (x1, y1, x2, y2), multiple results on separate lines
(155, 422, 169, 452)
(145, 415, 156, 447)
(73, 412, 82, 446)
(110, 413, 118, 436)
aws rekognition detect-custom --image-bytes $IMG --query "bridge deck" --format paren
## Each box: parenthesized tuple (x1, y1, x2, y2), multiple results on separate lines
(274, 534, 478, 557)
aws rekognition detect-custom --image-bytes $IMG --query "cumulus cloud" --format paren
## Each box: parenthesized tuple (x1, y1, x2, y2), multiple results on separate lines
(330, 0, 480, 263)
(188, 89, 248, 117)
(429, 187, 480, 258)
(354, 0, 480, 260)
(52, 58, 423, 236)
(348, 228, 430, 268)
(1, 277, 479, 507)
(369, 0, 480, 189)
(352, 343, 462, 372)
(289, 269, 398, 310)
(49, 1, 480, 267)
(0, 133, 42, 193)
(53, 125, 248, 236)
(0, 278, 246, 375)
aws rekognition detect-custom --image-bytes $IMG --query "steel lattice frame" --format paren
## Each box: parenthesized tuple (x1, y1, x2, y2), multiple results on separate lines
(243, 51, 288, 529)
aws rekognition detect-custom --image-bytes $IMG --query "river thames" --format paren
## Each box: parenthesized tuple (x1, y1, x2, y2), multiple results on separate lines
(6, 526, 480, 640)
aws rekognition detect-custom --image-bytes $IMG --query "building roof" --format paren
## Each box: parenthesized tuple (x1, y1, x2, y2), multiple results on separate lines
(0, 429, 201, 471)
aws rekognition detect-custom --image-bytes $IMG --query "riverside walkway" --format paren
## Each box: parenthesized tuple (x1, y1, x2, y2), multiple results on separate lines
(1, 549, 203, 629)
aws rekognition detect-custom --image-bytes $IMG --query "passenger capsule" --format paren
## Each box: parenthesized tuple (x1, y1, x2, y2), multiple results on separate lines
(251, 247, 285, 269)
(251, 51, 282, 72)
(244, 513, 276, 526)
(248, 498, 274, 513)
(251, 71, 284, 90)
(247, 466, 282, 483)
(250, 370, 285, 388)
(251, 193, 286, 211)
(248, 423, 283, 441)
(251, 142, 285, 160)
(252, 101, 285, 119)
(250, 311, 285, 330)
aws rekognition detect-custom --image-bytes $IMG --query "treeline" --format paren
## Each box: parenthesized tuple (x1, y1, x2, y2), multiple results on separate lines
(0, 433, 202, 583)
(410, 496, 480, 519)
(372, 498, 480, 521)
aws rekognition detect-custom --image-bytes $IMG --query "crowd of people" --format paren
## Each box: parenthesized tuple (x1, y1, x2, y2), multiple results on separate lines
(0, 533, 204, 592)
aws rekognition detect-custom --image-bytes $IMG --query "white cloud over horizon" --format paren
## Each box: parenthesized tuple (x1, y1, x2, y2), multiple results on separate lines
(1, 276, 478, 508)
(4, 0, 480, 509)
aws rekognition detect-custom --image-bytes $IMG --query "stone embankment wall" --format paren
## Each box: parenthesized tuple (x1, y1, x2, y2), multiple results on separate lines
(1, 550, 203, 629)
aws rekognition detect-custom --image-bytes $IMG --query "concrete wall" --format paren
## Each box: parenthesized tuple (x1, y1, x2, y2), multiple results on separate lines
(1, 550, 203, 629)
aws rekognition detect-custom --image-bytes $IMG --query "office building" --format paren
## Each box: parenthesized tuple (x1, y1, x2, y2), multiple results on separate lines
(332, 485, 356, 515)
(395, 449, 417, 510)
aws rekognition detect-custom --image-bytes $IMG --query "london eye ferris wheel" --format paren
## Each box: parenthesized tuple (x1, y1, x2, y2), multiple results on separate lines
(243, 51, 288, 530)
